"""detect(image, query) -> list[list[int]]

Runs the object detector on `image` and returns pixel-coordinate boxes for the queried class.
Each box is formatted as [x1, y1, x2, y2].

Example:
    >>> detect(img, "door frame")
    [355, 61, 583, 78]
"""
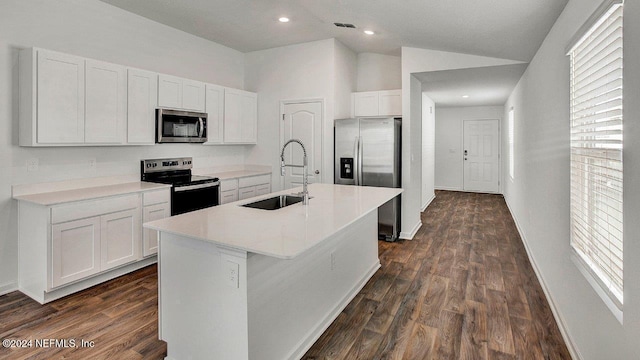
[461, 118, 502, 194]
[279, 98, 325, 190]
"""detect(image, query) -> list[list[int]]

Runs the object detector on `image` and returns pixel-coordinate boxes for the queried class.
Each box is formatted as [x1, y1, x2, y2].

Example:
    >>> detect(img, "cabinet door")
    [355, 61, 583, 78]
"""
[378, 90, 402, 116]
[220, 189, 239, 204]
[37, 50, 85, 144]
[143, 203, 169, 257]
[182, 79, 205, 112]
[85, 60, 126, 144]
[158, 74, 182, 109]
[127, 69, 157, 144]
[100, 209, 141, 271]
[205, 84, 224, 144]
[353, 92, 379, 117]
[52, 217, 100, 288]
[255, 183, 270, 196]
[240, 91, 258, 143]
[224, 88, 242, 143]
[238, 186, 256, 200]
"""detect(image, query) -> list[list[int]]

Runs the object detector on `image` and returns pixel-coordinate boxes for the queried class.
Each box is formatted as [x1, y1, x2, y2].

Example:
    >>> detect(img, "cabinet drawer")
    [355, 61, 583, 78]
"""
[255, 184, 270, 196]
[220, 189, 238, 204]
[220, 179, 238, 191]
[238, 187, 256, 200]
[238, 174, 270, 188]
[143, 189, 170, 206]
[51, 194, 139, 224]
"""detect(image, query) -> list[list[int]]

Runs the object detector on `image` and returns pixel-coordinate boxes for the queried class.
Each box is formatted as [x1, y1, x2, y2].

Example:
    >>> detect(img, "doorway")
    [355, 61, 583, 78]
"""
[463, 119, 500, 193]
[280, 100, 323, 190]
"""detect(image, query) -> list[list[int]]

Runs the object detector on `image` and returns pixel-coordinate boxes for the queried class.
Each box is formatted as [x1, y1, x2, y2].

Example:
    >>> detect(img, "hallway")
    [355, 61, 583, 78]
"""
[304, 191, 571, 359]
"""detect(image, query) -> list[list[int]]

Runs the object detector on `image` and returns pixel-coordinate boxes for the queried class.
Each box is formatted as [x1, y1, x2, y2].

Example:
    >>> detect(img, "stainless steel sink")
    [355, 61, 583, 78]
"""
[241, 195, 304, 210]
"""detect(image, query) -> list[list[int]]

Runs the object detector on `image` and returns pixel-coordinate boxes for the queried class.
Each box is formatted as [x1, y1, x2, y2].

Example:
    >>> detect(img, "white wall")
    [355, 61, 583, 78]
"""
[421, 93, 435, 209]
[502, 0, 640, 358]
[245, 39, 351, 189]
[333, 41, 358, 120]
[435, 106, 503, 191]
[400, 47, 521, 238]
[0, 0, 247, 294]
[356, 53, 401, 91]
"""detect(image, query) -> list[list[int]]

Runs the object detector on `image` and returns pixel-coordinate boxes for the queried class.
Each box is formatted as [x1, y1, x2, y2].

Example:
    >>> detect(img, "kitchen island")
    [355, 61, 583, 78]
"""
[144, 183, 402, 360]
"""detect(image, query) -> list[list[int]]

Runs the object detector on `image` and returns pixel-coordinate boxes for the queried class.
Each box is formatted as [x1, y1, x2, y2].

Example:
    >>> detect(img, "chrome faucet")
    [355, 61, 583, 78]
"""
[280, 139, 309, 205]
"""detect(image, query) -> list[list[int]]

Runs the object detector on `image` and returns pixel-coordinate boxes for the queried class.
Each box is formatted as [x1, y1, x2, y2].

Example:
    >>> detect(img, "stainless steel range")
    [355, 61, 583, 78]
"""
[141, 157, 219, 215]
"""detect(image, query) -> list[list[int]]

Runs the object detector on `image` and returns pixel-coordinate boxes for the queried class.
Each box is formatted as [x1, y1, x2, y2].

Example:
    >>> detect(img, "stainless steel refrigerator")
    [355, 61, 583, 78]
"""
[334, 117, 401, 241]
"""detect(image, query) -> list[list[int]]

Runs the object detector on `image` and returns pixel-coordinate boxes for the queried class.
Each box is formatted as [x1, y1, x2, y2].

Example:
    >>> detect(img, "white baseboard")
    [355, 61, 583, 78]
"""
[421, 194, 435, 212]
[434, 186, 463, 191]
[0, 282, 18, 296]
[503, 197, 581, 360]
[400, 221, 421, 240]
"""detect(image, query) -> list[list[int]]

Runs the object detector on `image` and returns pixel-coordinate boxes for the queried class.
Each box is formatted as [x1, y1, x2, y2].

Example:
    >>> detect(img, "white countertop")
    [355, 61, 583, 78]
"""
[13, 182, 171, 206]
[203, 169, 271, 181]
[145, 183, 402, 259]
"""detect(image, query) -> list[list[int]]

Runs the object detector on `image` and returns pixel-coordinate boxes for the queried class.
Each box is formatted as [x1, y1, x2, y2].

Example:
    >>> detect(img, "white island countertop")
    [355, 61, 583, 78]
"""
[145, 183, 402, 259]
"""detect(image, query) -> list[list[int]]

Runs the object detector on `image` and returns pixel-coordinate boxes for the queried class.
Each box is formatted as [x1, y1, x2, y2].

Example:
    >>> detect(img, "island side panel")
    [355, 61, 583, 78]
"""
[159, 232, 250, 360]
[247, 210, 380, 360]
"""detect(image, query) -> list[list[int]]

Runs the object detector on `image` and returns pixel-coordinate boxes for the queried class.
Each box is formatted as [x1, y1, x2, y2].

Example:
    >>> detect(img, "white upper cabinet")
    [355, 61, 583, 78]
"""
[352, 89, 401, 117]
[353, 91, 379, 117]
[205, 84, 225, 144]
[127, 69, 158, 145]
[158, 74, 205, 112]
[31, 49, 86, 144]
[85, 60, 126, 144]
[378, 90, 402, 116]
[224, 88, 257, 144]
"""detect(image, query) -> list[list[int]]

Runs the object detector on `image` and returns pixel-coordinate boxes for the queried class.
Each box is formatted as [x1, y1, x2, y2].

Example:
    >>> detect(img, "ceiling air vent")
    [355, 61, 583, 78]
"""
[334, 23, 356, 29]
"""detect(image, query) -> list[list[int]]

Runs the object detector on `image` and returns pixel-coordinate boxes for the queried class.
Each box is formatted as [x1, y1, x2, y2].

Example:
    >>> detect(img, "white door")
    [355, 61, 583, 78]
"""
[223, 88, 242, 143]
[205, 84, 224, 144]
[85, 59, 126, 144]
[51, 217, 101, 288]
[463, 119, 500, 193]
[37, 50, 85, 144]
[100, 209, 140, 270]
[353, 92, 379, 117]
[143, 203, 169, 257]
[158, 74, 183, 109]
[181, 79, 205, 112]
[127, 68, 157, 144]
[281, 101, 323, 190]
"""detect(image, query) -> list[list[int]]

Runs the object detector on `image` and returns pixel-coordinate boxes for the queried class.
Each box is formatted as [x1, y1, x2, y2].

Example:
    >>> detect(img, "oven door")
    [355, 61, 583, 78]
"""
[171, 182, 219, 215]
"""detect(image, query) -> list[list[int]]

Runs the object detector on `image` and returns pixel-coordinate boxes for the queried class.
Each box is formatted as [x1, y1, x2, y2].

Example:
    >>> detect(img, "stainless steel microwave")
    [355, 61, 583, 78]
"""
[156, 109, 207, 143]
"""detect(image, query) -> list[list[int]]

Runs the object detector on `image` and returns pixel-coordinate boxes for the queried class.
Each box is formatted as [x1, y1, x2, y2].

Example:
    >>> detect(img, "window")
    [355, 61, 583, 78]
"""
[568, 1, 623, 309]
[508, 108, 515, 180]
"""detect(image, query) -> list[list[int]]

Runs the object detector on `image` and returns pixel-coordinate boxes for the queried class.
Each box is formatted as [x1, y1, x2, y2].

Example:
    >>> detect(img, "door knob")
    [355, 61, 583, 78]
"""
[314, 170, 320, 175]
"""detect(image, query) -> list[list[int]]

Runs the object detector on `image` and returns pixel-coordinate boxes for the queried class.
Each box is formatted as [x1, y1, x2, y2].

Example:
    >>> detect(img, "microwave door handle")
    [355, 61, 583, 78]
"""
[197, 118, 203, 138]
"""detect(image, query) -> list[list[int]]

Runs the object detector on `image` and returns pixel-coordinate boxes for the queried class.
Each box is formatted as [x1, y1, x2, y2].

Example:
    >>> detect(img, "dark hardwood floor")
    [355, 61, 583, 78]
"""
[0, 191, 571, 360]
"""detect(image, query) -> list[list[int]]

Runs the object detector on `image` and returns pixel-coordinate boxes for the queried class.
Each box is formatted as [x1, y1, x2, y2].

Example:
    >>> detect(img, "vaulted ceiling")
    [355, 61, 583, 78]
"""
[100, 0, 568, 61]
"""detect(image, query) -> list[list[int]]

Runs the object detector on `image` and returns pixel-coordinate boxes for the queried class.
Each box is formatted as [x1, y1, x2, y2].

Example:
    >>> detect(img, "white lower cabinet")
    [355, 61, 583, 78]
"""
[143, 203, 169, 256]
[238, 187, 257, 200]
[220, 175, 271, 203]
[238, 174, 271, 200]
[18, 187, 170, 304]
[51, 217, 101, 288]
[101, 209, 140, 270]
[142, 189, 170, 257]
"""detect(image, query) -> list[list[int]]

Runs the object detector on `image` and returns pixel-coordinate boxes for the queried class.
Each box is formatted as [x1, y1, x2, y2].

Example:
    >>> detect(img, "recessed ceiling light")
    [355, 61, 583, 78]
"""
[364, 30, 375, 35]
[278, 17, 290, 23]
[462, 95, 469, 98]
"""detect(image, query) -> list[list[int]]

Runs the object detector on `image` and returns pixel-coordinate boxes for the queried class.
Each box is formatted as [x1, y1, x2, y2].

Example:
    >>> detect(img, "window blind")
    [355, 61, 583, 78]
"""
[508, 108, 514, 180]
[569, 3, 623, 306]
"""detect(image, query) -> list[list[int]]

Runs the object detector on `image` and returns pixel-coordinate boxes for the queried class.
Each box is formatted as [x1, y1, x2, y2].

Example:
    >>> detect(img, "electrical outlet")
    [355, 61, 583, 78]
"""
[88, 158, 96, 169]
[26, 158, 39, 172]
[225, 260, 239, 288]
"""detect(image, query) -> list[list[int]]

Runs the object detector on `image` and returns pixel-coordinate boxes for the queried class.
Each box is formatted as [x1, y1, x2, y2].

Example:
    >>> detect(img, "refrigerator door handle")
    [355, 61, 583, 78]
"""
[353, 136, 359, 185]
[358, 136, 363, 185]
